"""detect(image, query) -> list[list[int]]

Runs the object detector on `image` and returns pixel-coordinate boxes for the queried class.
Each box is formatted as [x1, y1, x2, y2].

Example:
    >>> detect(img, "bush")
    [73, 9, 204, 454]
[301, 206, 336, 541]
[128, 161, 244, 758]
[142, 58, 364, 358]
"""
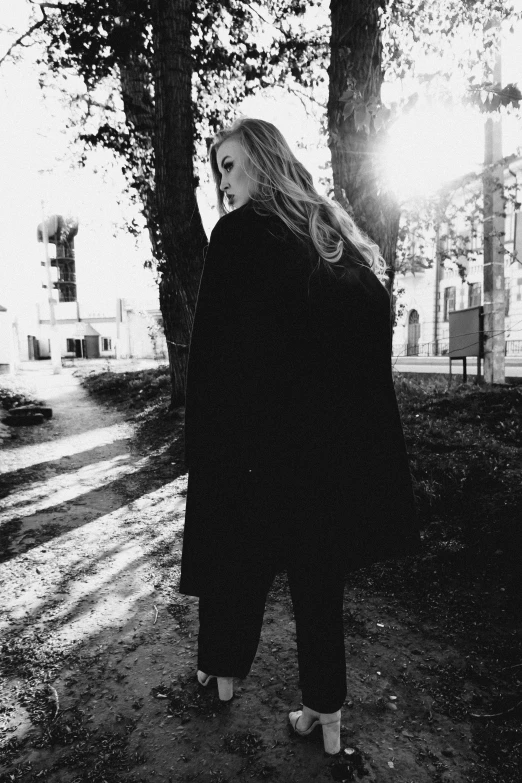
[79, 366, 172, 408]
[0, 379, 42, 412]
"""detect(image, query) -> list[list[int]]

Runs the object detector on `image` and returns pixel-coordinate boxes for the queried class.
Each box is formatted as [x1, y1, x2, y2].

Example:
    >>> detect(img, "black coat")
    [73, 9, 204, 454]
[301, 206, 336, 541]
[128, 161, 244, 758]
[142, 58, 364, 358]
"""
[179, 204, 419, 597]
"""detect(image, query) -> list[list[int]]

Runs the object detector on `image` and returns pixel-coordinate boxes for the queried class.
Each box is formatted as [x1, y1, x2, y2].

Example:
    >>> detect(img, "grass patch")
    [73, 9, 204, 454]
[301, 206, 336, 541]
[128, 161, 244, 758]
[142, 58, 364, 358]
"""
[78, 365, 186, 460]
[79, 367, 522, 544]
[393, 375, 522, 558]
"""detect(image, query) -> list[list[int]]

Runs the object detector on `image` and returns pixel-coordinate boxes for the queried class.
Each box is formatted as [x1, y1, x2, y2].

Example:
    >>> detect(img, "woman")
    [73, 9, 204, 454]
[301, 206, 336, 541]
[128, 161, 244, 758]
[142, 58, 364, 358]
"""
[180, 118, 419, 755]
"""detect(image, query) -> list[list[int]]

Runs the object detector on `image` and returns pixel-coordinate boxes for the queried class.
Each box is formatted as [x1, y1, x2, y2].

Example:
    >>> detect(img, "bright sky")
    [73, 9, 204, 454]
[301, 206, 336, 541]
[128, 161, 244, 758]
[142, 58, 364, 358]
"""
[0, 2, 158, 315]
[1, 1, 521, 315]
[381, 18, 522, 200]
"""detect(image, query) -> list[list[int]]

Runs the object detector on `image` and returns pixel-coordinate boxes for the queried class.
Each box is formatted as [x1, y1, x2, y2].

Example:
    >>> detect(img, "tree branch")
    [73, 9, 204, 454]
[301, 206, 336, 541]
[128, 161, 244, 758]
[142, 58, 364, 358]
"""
[69, 93, 118, 113]
[245, 3, 286, 38]
[29, 1, 66, 9]
[286, 83, 326, 111]
[0, 1, 67, 68]
[471, 698, 522, 719]
[0, 16, 46, 66]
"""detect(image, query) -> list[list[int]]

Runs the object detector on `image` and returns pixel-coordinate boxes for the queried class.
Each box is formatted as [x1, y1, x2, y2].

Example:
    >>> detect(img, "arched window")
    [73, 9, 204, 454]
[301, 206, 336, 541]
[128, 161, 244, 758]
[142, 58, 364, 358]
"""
[407, 310, 420, 356]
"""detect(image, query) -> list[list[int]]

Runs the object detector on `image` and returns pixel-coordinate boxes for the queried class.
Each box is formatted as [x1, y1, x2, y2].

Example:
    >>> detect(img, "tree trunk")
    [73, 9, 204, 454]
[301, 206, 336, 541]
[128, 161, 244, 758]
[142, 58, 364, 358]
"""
[328, 0, 401, 308]
[482, 27, 505, 384]
[118, 53, 162, 258]
[151, 0, 207, 406]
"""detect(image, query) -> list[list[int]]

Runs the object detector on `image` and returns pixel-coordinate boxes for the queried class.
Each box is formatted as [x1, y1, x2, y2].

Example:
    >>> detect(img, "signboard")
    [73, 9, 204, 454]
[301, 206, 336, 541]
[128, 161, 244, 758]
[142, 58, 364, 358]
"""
[80, 302, 116, 320]
[449, 306, 483, 358]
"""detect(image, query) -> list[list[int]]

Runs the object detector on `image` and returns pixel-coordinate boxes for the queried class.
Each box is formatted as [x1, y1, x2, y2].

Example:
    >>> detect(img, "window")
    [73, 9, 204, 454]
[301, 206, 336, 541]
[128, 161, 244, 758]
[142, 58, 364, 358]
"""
[66, 338, 75, 353]
[468, 282, 482, 308]
[407, 310, 420, 355]
[102, 338, 112, 351]
[505, 278, 510, 316]
[59, 284, 76, 303]
[444, 286, 456, 321]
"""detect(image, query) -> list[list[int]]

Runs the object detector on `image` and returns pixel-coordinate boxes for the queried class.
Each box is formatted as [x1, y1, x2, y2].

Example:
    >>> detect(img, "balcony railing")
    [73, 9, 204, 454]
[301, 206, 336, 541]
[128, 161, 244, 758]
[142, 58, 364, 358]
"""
[393, 340, 522, 357]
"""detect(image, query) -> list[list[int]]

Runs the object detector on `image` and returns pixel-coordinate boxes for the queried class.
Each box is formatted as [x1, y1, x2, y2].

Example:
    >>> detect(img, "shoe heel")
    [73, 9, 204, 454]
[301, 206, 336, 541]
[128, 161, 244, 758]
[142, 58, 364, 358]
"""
[217, 677, 233, 701]
[321, 718, 341, 755]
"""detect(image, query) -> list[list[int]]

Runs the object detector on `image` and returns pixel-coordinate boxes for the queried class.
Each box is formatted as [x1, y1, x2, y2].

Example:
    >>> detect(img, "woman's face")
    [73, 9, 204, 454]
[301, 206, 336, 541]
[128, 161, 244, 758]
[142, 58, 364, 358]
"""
[216, 138, 250, 209]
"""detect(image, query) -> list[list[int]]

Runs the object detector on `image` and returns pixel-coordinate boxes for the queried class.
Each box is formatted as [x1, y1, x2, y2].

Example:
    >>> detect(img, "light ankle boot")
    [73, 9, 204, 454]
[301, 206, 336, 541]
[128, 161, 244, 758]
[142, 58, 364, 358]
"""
[289, 707, 341, 755]
[216, 677, 233, 701]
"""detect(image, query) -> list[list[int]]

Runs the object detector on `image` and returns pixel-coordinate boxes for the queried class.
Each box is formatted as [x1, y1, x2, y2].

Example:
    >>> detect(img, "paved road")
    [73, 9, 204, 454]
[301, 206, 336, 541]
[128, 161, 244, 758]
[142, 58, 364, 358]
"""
[392, 355, 522, 378]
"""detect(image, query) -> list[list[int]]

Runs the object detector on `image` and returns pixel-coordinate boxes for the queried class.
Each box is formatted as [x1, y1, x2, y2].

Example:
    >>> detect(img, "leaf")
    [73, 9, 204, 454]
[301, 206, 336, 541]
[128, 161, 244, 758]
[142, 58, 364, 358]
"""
[500, 82, 522, 107]
[373, 107, 391, 132]
[343, 100, 355, 119]
[404, 92, 419, 112]
[340, 89, 354, 101]
[354, 105, 369, 133]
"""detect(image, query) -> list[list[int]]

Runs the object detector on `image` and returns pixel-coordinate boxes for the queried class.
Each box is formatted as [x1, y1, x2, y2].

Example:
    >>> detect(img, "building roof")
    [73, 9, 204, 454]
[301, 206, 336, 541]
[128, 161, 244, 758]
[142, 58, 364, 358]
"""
[74, 322, 100, 337]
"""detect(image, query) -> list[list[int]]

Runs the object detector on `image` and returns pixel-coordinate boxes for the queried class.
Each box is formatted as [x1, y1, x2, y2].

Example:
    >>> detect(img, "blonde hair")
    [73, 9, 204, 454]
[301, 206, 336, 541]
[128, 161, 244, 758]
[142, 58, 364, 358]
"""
[209, 118, 386, 282]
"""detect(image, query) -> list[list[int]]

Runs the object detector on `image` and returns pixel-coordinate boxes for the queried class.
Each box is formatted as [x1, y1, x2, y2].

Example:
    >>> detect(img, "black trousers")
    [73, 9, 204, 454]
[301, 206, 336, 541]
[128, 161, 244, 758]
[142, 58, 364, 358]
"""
[197, 563, 347, 714]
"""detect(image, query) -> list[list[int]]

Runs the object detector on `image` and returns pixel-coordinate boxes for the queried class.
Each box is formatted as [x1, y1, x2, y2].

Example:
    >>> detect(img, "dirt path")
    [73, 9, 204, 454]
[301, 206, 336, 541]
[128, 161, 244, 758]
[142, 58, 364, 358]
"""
[0, 366, 515, 783]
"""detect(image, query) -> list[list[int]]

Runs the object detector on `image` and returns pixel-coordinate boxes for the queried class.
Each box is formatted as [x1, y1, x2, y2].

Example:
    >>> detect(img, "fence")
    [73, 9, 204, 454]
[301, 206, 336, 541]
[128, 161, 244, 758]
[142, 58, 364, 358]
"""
[393, 341, 449, 357]
[506, 340, 522, 355]
[393, 340, 522, 357]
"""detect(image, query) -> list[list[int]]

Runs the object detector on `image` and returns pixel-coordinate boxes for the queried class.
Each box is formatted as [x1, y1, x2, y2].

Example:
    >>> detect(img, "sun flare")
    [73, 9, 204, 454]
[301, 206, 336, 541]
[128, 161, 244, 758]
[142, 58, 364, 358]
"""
[380, 106, 485, 202]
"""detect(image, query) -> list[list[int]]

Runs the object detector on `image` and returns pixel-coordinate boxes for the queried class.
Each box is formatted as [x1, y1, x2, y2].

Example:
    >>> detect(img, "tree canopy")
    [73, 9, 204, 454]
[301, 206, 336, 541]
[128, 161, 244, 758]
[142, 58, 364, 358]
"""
[1, 0, 521, 392]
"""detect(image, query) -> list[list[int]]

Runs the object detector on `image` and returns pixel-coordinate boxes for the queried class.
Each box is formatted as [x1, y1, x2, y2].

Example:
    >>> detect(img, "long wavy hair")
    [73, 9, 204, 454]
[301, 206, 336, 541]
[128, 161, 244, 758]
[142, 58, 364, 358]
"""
[209, 117, 387, 282]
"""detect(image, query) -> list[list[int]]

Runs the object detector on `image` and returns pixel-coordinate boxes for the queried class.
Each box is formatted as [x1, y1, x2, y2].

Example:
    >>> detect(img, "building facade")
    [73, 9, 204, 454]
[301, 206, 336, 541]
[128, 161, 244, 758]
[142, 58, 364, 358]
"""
[393, 158, 522, 360]
[0, 214, 167, 372]
[33, 299, 167, 363]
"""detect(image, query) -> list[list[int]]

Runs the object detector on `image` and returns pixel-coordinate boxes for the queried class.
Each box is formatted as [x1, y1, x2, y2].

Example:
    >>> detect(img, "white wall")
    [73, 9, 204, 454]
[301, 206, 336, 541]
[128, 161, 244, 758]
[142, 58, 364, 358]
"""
[394, 264, 438, 353]
[0, 310, 12, 370]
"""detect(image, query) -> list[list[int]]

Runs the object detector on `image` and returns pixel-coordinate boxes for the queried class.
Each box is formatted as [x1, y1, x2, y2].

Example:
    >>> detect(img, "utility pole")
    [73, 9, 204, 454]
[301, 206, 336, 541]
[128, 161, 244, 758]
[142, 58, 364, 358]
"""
[40, 204, 62, 375]
[482, 22, 505, 384]
[433, 223, 441, 356]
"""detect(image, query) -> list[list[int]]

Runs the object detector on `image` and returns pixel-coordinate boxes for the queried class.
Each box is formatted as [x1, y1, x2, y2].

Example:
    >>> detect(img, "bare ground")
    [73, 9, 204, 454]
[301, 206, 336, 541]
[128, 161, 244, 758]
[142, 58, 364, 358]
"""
[0, 364, 521, 783]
